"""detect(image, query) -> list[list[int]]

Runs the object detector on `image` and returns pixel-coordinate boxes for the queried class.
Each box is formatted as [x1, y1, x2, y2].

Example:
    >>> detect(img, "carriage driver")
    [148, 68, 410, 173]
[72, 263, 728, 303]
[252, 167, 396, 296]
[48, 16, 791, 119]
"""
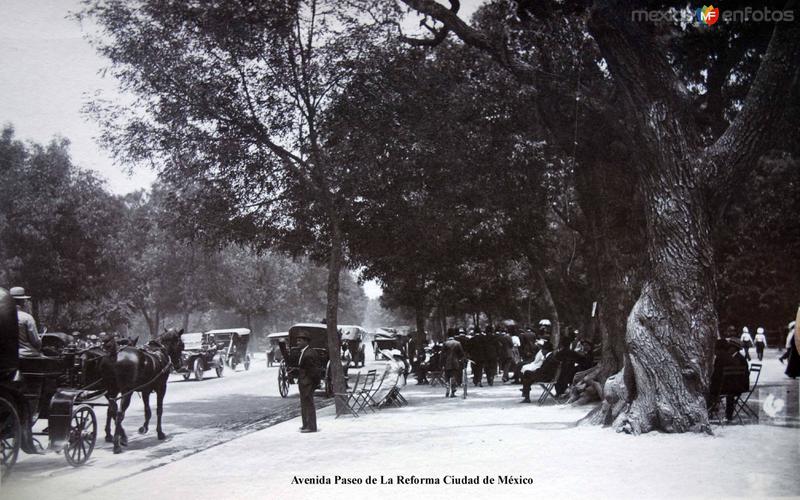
[11, 286, 41, 357]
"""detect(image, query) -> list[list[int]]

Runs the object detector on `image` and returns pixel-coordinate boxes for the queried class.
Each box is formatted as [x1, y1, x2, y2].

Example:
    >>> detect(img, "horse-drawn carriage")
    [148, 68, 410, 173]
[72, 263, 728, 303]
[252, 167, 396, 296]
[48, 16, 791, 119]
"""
[0, 291, 102, 477]
[178, 332, 224, 381]
[266, 331, 288, 368]
[277, 324, 332, 398]
[206, 328, 251, 371]
[338, 325, 366, 368]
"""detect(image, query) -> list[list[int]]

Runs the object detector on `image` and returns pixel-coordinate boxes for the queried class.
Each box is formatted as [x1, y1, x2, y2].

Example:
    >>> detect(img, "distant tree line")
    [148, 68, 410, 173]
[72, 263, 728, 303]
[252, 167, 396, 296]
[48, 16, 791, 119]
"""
[0, 126, 367, 340]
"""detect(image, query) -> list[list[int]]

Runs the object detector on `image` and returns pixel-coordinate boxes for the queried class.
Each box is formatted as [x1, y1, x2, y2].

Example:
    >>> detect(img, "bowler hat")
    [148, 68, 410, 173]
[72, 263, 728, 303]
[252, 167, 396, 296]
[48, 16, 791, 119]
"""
[9, 286, 31, 300]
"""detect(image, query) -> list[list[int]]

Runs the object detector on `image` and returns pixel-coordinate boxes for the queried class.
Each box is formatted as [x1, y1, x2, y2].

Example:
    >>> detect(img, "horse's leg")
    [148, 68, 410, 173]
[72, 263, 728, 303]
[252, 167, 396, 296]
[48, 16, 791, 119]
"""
[105, 395, 117, 443]
[156, 378, 167, 440]
[114, 393, 132, 453]
[139, 389, 151, 434]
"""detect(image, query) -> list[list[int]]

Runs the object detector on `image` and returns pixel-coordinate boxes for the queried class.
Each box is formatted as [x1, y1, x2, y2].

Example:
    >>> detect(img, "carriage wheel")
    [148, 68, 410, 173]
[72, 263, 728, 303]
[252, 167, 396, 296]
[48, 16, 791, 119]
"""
[194, 358, 204, 381]
[0, 397, 21, 479]
[64, 405, 97, 467]
[215, 362, 224, 378]
[278, 364, 289, 398]
[244, 354, 251, 371]
[230, 356, 238, 371]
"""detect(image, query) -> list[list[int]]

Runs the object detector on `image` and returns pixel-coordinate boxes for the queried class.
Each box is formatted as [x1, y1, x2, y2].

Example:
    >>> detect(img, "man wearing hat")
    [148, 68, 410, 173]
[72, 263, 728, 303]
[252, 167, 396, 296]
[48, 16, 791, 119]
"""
[10, 286, 41, 357]
[296, 330, 319, 433]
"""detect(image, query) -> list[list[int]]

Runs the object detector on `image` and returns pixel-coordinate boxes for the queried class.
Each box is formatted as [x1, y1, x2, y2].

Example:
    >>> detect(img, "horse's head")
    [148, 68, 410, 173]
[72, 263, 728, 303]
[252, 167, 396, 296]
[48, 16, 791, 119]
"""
[160, 327, 185, 368]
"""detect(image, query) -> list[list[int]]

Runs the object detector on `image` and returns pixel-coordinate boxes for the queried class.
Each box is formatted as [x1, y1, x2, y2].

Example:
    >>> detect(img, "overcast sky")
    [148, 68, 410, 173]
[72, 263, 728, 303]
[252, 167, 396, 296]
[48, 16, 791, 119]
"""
[0, 0, 156, 194]
[0, 0, 483, 197]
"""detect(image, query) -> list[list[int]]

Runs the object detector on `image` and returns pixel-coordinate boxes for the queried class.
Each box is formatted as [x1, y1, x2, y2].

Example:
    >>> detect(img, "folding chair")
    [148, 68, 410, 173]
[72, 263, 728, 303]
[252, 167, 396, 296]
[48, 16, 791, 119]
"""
[427, 371, 445, 387]
[363, 371, 388, 412]
[334, 372, 364, 418]
[377, 373, 407, 408]
[537, 362, 563, 405]
[352, 369, 378, 414]
[709, 366, 749, 425]
[732, 362, 762, 422]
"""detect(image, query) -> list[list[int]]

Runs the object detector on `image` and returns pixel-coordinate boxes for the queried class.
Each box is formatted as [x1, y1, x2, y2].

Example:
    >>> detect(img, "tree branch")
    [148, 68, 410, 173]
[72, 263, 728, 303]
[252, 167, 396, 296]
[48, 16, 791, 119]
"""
[398, 0, 606, 109]
[704, 3, 800, 199]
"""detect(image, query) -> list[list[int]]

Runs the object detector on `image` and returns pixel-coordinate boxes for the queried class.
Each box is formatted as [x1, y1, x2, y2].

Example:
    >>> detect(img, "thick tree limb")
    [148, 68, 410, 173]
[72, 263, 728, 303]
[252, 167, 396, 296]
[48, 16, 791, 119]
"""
[586, 0, 698, 145]
[398, 0, 554, 87]
[705, 3, 800, 200]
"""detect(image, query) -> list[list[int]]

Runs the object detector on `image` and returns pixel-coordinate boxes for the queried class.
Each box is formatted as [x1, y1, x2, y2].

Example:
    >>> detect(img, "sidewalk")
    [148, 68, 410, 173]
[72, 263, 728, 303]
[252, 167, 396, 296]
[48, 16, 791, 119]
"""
[5, 355, 798, 500]
[78, 357, 799, 500]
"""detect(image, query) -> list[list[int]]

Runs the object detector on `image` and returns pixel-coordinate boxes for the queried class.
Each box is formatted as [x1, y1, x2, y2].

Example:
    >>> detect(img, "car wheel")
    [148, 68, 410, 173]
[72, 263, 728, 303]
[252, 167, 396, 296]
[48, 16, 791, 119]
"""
[194, 358, 203, 381]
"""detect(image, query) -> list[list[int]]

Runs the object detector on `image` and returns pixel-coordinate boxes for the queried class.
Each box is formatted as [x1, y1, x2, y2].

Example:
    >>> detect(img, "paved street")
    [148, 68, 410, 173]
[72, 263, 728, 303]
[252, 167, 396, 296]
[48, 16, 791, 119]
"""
[2, 351, 342, 494]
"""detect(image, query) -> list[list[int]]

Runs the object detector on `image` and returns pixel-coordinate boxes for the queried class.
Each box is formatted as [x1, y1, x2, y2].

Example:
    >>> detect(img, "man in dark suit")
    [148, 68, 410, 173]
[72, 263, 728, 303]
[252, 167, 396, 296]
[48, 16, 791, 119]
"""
[296, 332, 320, 433]
[443, 334, 465, 398]
[708, 338, 749, 421]
[468, 329, 487, 387]
[482, 329, 500, 386]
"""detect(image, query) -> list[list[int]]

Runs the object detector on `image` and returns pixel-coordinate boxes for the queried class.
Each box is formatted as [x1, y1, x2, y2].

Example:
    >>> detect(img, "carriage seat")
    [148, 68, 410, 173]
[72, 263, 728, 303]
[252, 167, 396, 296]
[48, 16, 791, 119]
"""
[18, 354, 66, 377]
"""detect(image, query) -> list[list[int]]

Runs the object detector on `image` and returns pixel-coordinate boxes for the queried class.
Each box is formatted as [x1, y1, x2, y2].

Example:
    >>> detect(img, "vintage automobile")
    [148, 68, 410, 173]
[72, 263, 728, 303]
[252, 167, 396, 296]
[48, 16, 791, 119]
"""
[178, 332, 224, 381]
[338, 325, 367, 368]
[277, 323, 332, 398]
[266, 331, 288, 368]
[372, 327, 410, 360]
[206, 328, 251, 371]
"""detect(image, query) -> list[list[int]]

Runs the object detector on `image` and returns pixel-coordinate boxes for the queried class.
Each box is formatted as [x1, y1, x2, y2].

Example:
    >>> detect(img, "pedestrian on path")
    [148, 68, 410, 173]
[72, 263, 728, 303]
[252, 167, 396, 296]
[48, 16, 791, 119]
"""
[740, 327, 753, 361]
[754, 327, 767, 361]
[443, 333, 465, 398]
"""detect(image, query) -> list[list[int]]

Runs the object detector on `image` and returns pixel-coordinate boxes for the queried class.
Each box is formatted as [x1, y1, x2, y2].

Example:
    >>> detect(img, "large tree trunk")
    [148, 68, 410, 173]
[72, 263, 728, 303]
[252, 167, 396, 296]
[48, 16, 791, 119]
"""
[325, 217, 346, 411]
[182, 309, 191, 332]
[535, 269, 560, 347]
[414, 298, 427, 357]
[586, 2, 719, 433]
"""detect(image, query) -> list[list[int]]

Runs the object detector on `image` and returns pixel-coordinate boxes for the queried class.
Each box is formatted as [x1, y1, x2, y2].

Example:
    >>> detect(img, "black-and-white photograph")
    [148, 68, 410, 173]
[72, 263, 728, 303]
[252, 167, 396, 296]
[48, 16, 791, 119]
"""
[1, 0, 798, 498]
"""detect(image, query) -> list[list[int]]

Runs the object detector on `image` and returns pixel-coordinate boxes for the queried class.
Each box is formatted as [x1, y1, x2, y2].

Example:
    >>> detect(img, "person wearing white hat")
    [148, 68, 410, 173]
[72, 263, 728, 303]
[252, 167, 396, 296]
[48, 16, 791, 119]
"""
[754, 327, 767, 361]
[740, 327, 753, 361]
[10, 286, 41, 356]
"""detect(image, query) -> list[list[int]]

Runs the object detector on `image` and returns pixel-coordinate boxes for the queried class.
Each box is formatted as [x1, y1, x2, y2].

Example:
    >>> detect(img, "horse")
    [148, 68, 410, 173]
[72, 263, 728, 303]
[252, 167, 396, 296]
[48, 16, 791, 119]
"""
[100, 328, 184, 454]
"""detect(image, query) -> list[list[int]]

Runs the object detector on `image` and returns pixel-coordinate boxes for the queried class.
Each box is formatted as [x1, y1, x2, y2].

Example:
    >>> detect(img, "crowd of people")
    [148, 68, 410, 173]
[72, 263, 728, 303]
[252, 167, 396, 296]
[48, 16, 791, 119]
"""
[408, 319, 598, 403]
